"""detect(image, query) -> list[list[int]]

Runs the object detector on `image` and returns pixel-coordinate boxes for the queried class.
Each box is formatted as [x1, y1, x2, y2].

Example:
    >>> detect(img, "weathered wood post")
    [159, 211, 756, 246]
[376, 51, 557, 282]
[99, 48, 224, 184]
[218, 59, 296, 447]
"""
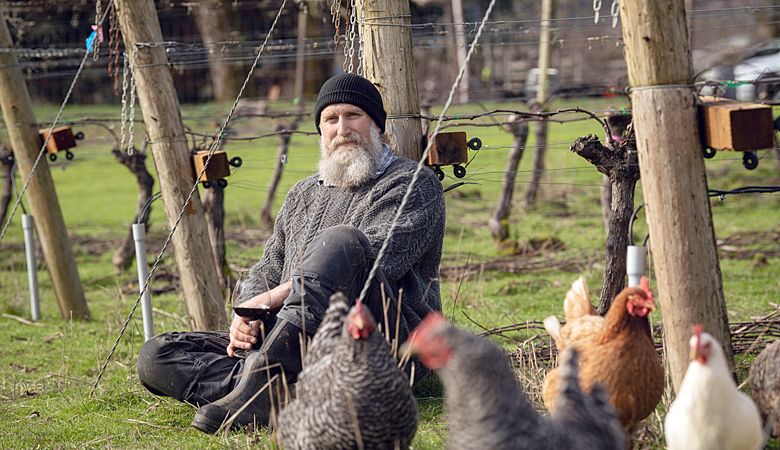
[524, 0, 554, 208]
[359, 0, 423, 160]
[193, 0, 238, 102]
[451, 0, 468, 104]
[115, 0, 227, 330]
[0, 9, 89, 320]
[293, 0, 308, 101]
[620, 0, 734, 391]
[488, 114, 529, 247]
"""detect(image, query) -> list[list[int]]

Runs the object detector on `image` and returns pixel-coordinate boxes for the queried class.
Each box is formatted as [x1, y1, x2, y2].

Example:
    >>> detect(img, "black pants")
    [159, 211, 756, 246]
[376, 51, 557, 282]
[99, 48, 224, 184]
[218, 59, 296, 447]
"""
[137, 225, 405, 405]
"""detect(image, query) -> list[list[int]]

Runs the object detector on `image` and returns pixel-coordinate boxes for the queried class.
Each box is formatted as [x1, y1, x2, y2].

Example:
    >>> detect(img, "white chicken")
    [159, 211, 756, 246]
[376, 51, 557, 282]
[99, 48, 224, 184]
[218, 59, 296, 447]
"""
[664, 325, 764, 450]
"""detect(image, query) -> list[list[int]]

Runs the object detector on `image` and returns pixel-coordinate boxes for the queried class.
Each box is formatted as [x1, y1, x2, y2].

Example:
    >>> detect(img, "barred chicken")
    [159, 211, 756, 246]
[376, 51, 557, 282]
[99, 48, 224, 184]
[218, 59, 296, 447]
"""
[666, 325, 764, 450]
[403, 312, 625, 450]
[542, 276, 663, 442]
[750, 338, 780, 438]
[276, 293, 418, 450]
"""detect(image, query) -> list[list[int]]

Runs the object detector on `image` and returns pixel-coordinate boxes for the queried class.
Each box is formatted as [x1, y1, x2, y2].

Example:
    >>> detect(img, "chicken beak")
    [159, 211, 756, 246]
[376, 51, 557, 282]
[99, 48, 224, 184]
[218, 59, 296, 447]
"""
[354, 315, 365, 331]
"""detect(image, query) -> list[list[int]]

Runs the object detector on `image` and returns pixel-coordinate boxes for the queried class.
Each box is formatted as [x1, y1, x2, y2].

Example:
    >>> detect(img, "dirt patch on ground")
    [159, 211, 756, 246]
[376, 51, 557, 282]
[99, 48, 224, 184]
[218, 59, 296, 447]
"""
[716, 229, 780, 262]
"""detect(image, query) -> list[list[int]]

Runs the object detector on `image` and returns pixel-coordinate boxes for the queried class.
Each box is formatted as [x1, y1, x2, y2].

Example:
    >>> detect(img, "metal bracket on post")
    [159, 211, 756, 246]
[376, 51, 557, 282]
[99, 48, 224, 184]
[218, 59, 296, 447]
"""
[132, 223, 153, 341]
[21, 214, 40, 321]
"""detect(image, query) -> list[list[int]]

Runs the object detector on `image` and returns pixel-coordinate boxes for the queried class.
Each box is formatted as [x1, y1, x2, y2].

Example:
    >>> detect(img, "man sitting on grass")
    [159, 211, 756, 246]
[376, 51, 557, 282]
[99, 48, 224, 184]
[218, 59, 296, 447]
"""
[136, 73, 446, 434]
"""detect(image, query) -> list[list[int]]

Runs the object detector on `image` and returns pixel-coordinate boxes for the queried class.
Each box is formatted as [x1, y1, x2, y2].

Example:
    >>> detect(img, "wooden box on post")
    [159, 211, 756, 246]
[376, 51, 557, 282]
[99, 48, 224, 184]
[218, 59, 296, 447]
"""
[39, 126, 77, 154]
[698, 98, 774, 151]
[192, 150, 230, 185]
[426, 131, 468, 166]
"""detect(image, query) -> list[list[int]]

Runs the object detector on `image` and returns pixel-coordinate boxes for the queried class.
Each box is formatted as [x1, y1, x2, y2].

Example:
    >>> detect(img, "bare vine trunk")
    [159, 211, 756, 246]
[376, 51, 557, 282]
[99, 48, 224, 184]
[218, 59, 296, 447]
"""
[600, 176, 637, 314]
[261, 112, 304, 229]
[488, 115, 529, 243]
[570, 133, 640, 314]
[111, 149, 155, 273]
[524, 118, 547, 208]
[600, 113, 632, 232]
[600, 175, 612, 232]
[203, 185, 227, 290]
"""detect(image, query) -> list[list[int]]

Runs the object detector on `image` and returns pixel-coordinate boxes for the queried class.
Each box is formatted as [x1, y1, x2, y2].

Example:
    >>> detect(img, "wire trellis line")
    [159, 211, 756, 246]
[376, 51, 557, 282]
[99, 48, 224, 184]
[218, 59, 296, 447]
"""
[91, 0, 290, 393]
[0, 5, 112, 245]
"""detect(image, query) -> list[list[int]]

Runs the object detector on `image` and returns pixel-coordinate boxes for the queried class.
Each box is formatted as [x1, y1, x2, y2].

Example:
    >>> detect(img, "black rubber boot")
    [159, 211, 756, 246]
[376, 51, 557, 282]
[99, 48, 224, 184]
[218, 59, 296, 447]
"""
[191, 319, 303, 434]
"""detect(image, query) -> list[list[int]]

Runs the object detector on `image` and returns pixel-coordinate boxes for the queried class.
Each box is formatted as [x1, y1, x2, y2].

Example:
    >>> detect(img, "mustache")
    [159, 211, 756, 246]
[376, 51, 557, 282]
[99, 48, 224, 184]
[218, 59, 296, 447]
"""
[330, 134, 364, 148]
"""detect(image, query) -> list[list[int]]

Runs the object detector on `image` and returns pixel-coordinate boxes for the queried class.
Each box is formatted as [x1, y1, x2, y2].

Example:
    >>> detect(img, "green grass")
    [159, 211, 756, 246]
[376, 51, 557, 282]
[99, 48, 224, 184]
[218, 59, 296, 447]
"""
[1, 98, 779, 448]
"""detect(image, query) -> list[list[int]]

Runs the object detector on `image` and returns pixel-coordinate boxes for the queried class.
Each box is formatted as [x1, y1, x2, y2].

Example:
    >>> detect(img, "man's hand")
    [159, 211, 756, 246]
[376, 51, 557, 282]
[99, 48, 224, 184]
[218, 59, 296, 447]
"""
[227, 281, 292, 357]
[239, 280, 293, 310]
[227, 315, 260, 357]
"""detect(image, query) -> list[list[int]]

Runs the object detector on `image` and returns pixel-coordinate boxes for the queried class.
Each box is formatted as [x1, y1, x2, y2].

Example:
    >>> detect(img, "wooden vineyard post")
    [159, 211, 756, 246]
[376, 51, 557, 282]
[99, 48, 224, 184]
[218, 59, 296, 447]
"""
[0, 9, 89, 320]
[488, 115, 529, 247]
[524, 0, 554, 208]
[359, 0, 423, 160]
[115, 0, 227, 330]
[620, 0, 734, 392]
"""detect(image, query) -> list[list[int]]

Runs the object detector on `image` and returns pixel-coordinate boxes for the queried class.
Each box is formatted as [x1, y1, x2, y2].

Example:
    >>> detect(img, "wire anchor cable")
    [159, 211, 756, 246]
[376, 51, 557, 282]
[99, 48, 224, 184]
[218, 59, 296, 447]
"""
[0, 6, 111, 244]
[357, 0, 498, 301]
[92, 0, 289, 393]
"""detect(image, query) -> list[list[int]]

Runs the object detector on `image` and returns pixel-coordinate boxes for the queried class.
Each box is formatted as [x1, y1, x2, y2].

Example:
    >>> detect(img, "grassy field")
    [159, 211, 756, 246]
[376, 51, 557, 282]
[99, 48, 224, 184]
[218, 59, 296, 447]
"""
[1, 97, 779, 449]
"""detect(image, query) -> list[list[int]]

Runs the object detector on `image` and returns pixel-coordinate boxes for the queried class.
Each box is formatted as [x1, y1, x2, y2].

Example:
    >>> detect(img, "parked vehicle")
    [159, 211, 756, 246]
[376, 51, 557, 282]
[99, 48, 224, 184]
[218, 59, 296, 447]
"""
[698, 39, 780, 101]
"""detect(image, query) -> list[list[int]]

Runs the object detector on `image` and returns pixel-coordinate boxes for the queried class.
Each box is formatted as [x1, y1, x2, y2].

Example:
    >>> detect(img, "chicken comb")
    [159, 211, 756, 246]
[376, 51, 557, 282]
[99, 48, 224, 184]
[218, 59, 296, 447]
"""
[410, 312, 446, 342]
[639, 276, 653, 301]
[692, 323, 704, 338]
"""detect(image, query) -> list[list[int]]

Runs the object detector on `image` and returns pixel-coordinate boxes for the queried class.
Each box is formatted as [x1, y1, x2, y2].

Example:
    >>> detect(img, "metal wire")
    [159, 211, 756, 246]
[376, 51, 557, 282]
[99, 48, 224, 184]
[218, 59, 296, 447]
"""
[0, 5, 111, 244]
[357, 0, 499, 301]
[92, 0, 290, 393]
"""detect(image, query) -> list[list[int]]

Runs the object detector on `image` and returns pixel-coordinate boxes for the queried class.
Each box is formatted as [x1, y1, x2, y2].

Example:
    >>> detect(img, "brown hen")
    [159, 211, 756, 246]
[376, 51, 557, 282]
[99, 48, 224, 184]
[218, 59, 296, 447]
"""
[542, 276, 664, 442]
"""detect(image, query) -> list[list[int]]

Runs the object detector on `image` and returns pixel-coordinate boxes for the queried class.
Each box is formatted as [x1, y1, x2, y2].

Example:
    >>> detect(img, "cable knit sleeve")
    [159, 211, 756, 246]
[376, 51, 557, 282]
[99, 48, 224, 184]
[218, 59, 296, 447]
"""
[360, 164, 445, 283]
[236, 184, 298, 305]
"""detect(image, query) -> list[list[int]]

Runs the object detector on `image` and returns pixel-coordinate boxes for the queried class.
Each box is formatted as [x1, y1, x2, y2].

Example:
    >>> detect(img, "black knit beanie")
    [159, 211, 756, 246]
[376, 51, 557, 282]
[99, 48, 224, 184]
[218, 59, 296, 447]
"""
[314, 73, 386, 134]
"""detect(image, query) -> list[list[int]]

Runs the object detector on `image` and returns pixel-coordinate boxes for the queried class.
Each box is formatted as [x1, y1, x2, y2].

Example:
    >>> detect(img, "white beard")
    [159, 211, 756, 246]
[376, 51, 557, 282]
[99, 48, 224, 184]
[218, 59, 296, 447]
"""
[318, 124, 383, 188]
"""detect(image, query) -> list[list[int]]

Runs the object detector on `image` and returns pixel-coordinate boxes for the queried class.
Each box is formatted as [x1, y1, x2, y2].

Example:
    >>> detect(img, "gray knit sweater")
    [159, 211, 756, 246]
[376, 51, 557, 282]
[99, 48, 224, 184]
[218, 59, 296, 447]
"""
[238, 157, 446, 333]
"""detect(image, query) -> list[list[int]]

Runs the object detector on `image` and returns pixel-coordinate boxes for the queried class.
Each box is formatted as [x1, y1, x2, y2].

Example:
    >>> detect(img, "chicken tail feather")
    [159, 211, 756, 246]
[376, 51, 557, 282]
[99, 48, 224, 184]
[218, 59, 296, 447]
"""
[564, 276, 596, 321]
[544, 316, 562, 342]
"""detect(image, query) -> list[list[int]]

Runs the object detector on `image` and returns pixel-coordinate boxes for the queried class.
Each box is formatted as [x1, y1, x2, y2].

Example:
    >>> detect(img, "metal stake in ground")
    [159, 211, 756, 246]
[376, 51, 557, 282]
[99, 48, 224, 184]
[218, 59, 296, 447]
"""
[132, 223, 153, 341]
[22, 214, 40, 322]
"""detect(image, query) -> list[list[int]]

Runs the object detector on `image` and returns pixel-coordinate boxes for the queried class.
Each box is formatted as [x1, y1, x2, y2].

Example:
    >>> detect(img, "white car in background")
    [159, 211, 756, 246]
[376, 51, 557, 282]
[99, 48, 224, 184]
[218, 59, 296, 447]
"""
[697, 38, 780, 100]
[732, 39, 780, 100]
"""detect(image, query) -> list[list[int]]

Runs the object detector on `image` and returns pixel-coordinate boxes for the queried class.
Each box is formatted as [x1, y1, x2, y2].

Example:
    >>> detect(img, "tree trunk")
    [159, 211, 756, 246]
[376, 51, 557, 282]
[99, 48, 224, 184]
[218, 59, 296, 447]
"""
[261, 112, 304, 229]
[193, 0, 238, 103]
[360, 0, 423, 160]
[203, 185, 227, 290]
[774, 144, 780, 174]
[600, 175, 612, 231]
[451, 0, 468, 103]
[620, 0, 734, 392]
[524, 118, 547, 208]
[111, 149, 155, 274]
[0, 145, 13, 227]
[293, 1, 307, 101]
[0, 7, 89, 320]
[488, 115, 529, 242]
[116, 0, 227, 331]
[600, 176, 636, 314]
[601, 113, 632, 232]
[571, 134, 641, 314]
